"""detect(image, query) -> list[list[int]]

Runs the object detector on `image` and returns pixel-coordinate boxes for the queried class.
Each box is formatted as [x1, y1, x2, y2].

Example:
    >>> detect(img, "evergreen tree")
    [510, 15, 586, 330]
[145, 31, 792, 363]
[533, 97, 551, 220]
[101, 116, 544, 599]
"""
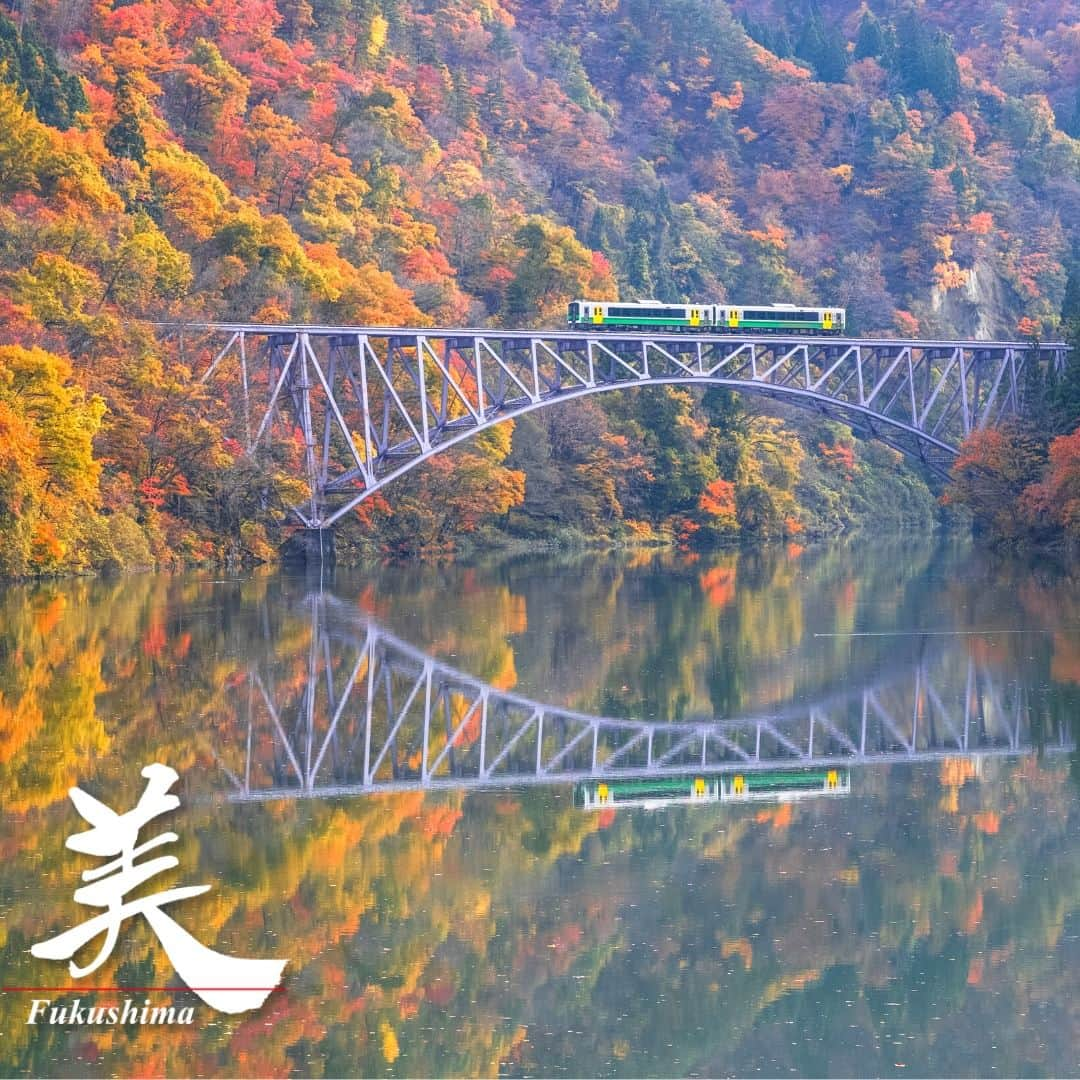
[627, 238, 654, 298]
[585, 206, 607, 253]
[854, 10, 887, 60]
[104, 74, 147, 165]
[1053, 268, 1080, 432]
[1059, 87, 1080, 139]
[0, 14, 86, 130]
[926, 30, 960, 108]
[740, 14, 793, 58]
[1021, 346, 1049, 435]
[795, 12, 849, 83]
[1057, 325, 1080, 434]
[1061, 260, 1080, 332]
[889, 9, 959, 108]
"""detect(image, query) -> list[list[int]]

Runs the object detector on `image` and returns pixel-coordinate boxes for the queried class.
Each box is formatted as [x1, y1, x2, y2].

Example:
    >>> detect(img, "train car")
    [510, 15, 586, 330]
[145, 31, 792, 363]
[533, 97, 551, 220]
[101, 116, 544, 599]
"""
[574, 768, 850, 812]
[720, 767, 850, 801]
[719, 303, 845, 335]
[574, 776, 718, 810]
[567, 300, 846, 335]
[566, 300, 716, 330]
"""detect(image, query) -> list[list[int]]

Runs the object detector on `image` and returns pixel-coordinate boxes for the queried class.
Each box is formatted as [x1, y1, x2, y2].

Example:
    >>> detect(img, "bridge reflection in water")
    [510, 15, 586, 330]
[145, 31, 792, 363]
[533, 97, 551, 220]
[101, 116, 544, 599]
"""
[218, 593, 1074, 802]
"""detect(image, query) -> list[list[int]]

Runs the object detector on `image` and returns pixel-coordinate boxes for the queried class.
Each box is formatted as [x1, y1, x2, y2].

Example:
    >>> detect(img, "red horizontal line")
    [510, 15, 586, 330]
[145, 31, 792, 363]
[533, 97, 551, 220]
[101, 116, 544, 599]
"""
[2, 986, 283, 992]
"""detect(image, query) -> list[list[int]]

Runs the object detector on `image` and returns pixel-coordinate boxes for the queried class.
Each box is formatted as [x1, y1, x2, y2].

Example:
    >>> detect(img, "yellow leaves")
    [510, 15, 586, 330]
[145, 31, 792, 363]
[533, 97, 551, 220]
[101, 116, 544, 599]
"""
[0, 345, 106, 576]
[10, 252, 99, 327]
[146, 143, 230, 242]
[380, 1022, 400, 1063]
[721, 938, 753, 969]
[0, 79, 49, 195]
[301, 170, 369, 243]
[828, 163, 854, 185]
[438, 159, 485, 201]
[368, 14, 389, 58]
[42, 126, 123, 214]
[933, 259, 969, 291]
[933, 234, 954, 259]
[103, 217, 193, 309]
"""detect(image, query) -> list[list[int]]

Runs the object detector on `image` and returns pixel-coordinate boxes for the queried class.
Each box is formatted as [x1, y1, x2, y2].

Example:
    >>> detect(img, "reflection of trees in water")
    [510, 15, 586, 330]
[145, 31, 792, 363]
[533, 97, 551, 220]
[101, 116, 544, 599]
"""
[345, 534, 946, 726]
[0, 550, 1078, 1076]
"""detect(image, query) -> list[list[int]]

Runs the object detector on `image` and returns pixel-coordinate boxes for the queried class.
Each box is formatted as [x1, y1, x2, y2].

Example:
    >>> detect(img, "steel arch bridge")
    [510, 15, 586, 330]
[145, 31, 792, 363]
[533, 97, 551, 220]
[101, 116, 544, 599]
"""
[215, 593, 1073, 803]
[179, 323, 1068, 529]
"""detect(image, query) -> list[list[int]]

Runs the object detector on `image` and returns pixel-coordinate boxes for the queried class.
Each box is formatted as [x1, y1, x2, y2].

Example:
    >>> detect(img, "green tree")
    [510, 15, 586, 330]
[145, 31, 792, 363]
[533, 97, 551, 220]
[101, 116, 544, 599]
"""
[104, 73, 148, 165]
[796, 12, 849, 83]
[0, 14, 86, 129]
[854, 10, 889, 61]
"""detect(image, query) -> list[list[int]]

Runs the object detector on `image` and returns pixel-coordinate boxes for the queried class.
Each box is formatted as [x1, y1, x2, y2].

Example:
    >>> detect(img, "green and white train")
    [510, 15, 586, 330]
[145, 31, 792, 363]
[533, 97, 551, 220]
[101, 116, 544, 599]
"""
[567, 300, 846, 335]
[574, 768, 851, 811]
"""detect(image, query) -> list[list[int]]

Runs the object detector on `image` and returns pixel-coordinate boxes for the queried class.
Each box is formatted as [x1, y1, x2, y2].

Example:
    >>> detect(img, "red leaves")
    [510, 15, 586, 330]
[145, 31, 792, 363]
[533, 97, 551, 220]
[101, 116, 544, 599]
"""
[818, 440, 856, 479]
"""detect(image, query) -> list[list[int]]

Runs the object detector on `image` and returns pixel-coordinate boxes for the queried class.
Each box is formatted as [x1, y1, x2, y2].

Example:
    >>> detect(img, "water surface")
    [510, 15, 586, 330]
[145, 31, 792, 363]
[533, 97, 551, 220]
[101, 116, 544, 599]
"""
[0, 536, 1078, 1076]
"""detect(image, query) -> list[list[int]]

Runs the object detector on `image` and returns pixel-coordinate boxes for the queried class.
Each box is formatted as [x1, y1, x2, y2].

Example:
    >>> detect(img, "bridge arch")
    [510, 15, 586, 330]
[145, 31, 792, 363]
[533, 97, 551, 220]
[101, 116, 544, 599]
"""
[185, 325, 1066, 528]
[222, 594, 1072, 801]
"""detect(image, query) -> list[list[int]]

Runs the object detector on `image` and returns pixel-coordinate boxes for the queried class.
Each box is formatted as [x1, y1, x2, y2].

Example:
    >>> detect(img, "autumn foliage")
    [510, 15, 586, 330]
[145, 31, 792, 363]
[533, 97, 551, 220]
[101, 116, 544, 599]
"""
[2, 0, 1077, 569]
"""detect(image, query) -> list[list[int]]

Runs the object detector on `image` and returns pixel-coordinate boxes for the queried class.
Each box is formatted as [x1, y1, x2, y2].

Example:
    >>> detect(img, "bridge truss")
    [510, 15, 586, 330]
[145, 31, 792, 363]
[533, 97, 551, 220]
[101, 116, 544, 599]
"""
[216, 595, 1074, 802]
[181, 324, 1069, 529]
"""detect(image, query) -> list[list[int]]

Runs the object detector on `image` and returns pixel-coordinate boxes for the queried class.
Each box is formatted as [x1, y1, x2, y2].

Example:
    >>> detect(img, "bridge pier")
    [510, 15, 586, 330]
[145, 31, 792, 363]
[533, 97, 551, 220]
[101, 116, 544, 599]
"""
[282, 528, 335, 567]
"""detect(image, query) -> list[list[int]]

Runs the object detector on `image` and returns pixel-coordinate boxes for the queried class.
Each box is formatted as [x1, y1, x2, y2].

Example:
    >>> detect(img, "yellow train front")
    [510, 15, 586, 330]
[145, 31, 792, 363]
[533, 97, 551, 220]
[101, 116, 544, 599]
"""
[566, 300, 846, 335]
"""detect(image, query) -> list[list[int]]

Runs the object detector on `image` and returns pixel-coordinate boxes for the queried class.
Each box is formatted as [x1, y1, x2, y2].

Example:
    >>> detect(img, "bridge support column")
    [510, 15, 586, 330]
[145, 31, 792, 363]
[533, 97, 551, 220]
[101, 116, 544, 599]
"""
[282, 528, 335, 567]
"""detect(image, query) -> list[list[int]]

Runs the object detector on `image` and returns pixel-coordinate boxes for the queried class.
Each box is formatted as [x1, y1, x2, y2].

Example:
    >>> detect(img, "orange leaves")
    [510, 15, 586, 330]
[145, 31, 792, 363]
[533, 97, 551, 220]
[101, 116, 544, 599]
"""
[707, 81, 743, 118]
[746, 223, 788, 250]
[1019, 427, 1080, 537]
[418, 803, 463, 840]
[749, 42, 811, 80]
[968, 211, 993, 235]
[698, 477, 736, 520]
[893, 310, 921, 337]
[30, 520, 65, 565]
[963, 891, 984, 934]
[941, 110, 976, 156]
[699, 562, 736, 608]
[756, 803, 793, 830]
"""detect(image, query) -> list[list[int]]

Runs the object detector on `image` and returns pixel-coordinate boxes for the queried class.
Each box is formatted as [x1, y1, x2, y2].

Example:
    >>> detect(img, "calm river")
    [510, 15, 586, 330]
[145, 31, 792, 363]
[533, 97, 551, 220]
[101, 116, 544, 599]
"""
[1, 536, 1078, 1077]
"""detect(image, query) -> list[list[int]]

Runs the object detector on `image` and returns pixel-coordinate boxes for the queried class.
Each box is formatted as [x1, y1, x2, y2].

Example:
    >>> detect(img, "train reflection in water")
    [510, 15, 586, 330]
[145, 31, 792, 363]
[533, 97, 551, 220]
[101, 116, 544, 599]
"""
[575, 768, 851, 812]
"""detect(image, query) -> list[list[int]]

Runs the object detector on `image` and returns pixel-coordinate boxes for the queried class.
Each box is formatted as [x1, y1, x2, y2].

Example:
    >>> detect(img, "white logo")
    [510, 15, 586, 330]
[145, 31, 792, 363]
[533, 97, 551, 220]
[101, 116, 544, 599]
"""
[30, 763, 285, 1015]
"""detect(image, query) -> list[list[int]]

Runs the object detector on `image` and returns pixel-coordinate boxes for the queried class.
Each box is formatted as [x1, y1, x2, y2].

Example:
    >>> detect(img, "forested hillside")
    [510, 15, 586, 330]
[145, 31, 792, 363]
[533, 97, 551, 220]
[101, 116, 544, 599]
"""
[2, 0, 1079, 572]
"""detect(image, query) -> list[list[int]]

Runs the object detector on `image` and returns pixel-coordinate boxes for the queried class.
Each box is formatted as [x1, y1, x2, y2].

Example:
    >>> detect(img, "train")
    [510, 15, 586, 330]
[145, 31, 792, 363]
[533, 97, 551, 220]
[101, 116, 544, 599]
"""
[567, 300, 846, 335]
[574, 768, 850, 811]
